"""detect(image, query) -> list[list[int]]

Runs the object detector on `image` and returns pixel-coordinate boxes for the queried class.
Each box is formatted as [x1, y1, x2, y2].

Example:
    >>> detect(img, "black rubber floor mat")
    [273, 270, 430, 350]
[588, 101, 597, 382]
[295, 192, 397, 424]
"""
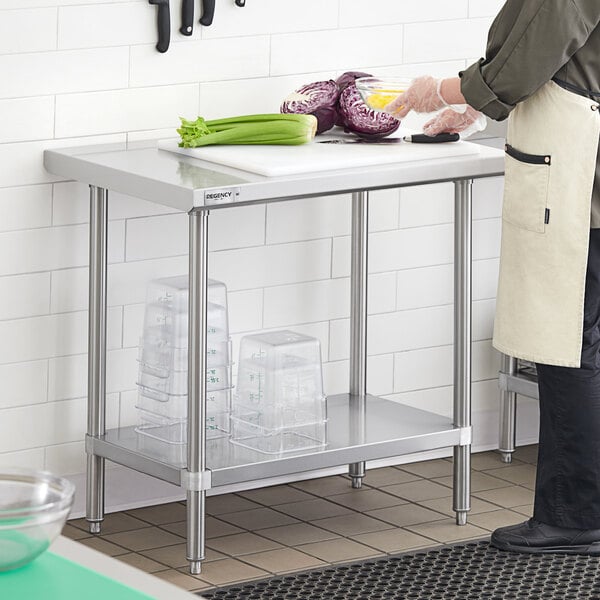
[201, 540, 600, 599]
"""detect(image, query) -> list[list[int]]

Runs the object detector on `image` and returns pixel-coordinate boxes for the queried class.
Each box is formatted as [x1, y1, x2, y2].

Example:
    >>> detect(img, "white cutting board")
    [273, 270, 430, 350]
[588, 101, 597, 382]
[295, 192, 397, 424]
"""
[158, 130, 481, 177]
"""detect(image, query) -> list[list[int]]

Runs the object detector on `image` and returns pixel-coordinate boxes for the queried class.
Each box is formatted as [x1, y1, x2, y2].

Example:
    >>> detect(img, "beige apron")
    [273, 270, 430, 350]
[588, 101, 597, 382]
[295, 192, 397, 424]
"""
[492, 80, 600, 367]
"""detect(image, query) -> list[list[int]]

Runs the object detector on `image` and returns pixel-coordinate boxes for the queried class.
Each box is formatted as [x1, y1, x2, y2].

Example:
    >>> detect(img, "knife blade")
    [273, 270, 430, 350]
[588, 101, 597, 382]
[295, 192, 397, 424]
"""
[317, 138, 402, 144]
[318, 134, 460, 144]
[200, 0, 216, 25]
[148, 0, 170, 53]
[180, 0, 194, 35]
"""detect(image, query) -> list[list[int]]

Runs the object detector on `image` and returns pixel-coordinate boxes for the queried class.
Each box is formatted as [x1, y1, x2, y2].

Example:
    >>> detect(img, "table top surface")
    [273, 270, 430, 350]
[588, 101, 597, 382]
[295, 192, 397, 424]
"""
[43, 135, 505, 212]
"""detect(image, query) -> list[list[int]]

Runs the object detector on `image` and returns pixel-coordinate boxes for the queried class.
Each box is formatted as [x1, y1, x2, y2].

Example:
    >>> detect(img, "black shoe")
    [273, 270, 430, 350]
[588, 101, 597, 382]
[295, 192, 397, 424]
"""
[491, 518, 600, 555]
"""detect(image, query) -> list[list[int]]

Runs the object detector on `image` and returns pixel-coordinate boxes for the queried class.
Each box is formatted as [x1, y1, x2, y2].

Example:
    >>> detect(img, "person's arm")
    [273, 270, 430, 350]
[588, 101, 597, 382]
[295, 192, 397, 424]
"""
[389, 1, 600, 121]
[439, 78, 466, 106]
[385, 76, 466, 119]
[461, 0, 600, 120]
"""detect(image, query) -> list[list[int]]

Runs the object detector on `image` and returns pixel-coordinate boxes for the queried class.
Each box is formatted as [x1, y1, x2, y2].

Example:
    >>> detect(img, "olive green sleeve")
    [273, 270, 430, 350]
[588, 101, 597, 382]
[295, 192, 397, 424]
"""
[460, 0, 599, 121]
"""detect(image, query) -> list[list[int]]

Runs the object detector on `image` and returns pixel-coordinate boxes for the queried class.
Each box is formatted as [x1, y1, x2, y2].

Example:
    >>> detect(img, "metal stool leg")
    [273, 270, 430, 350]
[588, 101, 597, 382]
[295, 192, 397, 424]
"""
[349, 191, 369, 489]
[499, 354, 518, 463]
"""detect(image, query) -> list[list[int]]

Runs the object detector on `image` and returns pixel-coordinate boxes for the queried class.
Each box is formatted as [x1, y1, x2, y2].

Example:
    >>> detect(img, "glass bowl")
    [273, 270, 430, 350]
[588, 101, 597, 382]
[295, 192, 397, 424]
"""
[355, 77, 412, 113]
[0, 470, 75, 571]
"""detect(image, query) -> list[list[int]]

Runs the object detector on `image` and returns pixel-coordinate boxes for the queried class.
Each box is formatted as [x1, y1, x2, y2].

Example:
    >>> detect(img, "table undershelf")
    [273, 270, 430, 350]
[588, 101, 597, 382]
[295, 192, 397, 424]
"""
[88, 394, 466, 490]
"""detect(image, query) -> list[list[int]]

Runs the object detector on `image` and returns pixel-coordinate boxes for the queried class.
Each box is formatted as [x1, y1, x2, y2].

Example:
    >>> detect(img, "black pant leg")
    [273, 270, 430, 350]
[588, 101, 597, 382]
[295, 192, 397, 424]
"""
[533, 228, 600, 529]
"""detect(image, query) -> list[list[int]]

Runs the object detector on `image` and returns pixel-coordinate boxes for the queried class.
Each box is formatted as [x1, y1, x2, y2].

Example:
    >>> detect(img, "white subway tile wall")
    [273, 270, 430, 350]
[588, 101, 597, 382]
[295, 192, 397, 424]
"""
[0, 0, 513, 478]
[0, 8, 57, 55]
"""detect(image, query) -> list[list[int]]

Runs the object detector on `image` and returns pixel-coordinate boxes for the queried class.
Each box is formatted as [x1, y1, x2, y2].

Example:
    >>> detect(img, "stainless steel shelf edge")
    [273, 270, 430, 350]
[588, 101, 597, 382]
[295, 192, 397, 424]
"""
[499, 372, 539, 400]
[44, 147, 193, 213]
[89, 395, 464, 491]
[213, 430, 462, 488]
[87, 433, 183, 486]
[43, 145, 504, 212]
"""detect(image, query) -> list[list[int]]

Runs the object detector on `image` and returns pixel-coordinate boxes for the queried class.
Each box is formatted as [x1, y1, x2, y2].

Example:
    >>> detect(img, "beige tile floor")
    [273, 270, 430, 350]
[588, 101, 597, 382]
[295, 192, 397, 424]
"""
[64, 445, 538, 595]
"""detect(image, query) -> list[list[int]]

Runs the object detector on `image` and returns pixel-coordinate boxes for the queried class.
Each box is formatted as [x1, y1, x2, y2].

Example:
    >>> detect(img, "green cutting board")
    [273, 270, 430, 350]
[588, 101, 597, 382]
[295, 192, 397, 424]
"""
[0, 551, 156, 600]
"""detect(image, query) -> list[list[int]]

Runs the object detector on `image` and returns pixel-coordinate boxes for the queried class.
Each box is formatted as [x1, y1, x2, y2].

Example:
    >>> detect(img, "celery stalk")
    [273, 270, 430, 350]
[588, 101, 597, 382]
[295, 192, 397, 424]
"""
[177, 114, 317, 148]
[205, 113, 316, 127]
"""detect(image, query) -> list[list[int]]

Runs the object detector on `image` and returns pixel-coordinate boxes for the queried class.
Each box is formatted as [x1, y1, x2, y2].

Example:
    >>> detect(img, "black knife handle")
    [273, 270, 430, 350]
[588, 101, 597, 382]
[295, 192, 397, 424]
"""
[149, 0, 170, 53]
[200, 0, 215, 25]
[410, 133, 460, 143]
[235, 0, 246, 6]
[180, 0, 194, 35]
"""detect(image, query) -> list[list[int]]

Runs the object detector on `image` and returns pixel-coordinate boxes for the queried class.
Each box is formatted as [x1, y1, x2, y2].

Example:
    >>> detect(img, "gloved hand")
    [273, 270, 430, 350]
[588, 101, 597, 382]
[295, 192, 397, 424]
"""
[423, 106, 487, 138]
[384, 76, 447, 118]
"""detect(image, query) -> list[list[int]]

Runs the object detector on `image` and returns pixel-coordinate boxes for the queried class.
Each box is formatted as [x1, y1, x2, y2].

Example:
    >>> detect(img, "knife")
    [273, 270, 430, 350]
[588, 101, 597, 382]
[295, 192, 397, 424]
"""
[180, 0, 194, 35]
[200, 0, 216, 25]
[149, 0, 170, 53]
[318, 138, 402, 144]
[317, 133, 460, 145]
[403, 133, 460, 143]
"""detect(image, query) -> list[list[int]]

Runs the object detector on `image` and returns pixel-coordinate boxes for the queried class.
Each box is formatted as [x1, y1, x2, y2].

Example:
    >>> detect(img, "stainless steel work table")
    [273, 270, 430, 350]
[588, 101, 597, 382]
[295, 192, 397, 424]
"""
[44, 140, 505, 573]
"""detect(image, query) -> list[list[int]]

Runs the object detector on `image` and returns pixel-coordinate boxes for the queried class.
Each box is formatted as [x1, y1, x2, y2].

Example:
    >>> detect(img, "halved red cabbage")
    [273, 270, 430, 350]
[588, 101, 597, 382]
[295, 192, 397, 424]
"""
[280, 80, 339, 134]
[335, 71, 372, 93]
[309, 106, 338, 135]
[338, 84, 400, 140]
[334, 72, 372, 127]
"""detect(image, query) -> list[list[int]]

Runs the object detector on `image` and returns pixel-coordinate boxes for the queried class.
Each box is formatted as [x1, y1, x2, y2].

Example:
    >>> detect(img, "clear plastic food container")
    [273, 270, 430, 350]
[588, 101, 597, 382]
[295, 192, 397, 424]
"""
[138, 363, 232, 397]
[234, 330, 326, 427]
[138, 338, 232, 377]
[231, 330, 328, 453]
[142, 301, 229, 348]
[145, 275, 228, 315]
[355, 77, 412, 113]
[230, 413, 327, 455]
[136, 387, 231, 419]
[136, 409, 229, 444]
[136, 434, 186, 466]
[233, 392, 327, 431]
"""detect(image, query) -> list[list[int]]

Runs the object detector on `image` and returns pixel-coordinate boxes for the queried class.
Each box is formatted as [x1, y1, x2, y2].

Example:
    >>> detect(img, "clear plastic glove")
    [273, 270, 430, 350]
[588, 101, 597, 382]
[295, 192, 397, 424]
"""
[423, 106, 487, 139]
[384, 76, 446, 119]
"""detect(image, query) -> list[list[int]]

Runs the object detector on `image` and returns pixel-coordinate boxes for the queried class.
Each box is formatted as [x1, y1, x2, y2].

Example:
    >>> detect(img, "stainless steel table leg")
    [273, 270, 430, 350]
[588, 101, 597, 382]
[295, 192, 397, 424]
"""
[86, 186, 108, 534]
[453, 180, 473, 526]
[187, 208, 209, 574]
[349, 191, 369, 489]
[499, 354, 518, 463]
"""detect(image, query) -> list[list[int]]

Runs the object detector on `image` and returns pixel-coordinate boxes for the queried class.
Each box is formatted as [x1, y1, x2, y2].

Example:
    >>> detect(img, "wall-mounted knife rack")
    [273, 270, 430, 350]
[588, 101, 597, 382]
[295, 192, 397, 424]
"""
[150, 0, 246, 53]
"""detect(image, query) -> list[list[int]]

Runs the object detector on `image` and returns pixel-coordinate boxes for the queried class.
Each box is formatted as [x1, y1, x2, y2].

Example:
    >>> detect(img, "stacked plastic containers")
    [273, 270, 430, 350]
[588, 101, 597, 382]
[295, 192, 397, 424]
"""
[135, 275, 232, 464]
[231, 330, 328, 454]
